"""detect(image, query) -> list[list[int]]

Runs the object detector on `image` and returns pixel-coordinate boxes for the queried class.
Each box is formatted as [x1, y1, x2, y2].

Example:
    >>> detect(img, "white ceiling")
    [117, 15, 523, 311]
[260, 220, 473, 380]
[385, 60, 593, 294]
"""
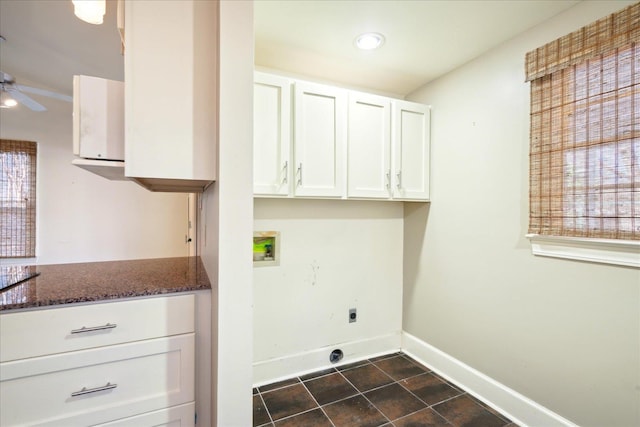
[255, 0, 579, 96]
[0, 0, 123, 97]
[0, 0, 580, 112]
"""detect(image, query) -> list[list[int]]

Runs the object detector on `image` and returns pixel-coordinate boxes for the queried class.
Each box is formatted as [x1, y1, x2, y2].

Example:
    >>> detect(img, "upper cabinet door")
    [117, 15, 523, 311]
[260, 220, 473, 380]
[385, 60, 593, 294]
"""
[347, 92, 391, 199]
[392, 101, 430, 201]
[253, 73, 291, 196]
[124, 0, 217, 192]
[293, 82, 347, 198]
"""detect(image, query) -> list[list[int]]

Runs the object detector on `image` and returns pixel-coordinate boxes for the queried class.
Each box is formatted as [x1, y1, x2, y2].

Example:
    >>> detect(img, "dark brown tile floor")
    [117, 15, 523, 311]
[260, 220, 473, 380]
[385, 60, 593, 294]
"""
[253, 352, 519, 427]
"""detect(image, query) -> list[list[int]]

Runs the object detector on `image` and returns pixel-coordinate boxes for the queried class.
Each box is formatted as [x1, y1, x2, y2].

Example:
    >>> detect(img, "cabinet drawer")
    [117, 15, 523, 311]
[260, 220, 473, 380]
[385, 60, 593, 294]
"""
[93, 402, 195, 427]
[0, 294, 194, 362]
[0, 334, 194, 427]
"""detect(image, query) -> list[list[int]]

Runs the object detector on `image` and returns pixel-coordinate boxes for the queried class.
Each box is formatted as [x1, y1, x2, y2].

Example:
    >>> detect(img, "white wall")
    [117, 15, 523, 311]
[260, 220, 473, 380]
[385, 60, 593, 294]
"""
[199, 1, 254, 425]
[404, 2, 639, 426]
[1, 99, 189, 265]
[253, 199, 403, 383]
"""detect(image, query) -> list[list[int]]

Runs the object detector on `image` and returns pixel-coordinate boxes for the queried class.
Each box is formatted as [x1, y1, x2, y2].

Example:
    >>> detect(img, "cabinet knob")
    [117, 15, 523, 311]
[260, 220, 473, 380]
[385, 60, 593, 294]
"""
[297, 164, 302, 187]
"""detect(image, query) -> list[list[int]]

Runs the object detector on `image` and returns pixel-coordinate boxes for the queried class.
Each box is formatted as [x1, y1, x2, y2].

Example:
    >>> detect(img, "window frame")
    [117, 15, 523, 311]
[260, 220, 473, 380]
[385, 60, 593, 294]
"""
[525, 3, 639, 267]
[526, 233, 640, 268]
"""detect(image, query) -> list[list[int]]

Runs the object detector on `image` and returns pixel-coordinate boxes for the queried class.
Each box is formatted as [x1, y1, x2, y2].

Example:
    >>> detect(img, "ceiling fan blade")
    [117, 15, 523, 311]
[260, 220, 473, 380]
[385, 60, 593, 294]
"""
[15, 84, 72, 102]
[6, 87, 47, 111]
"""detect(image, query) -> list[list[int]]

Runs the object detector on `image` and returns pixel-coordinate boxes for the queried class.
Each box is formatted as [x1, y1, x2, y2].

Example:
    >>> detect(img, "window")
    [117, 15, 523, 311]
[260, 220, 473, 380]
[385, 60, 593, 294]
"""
[0, 140, 37, 258]
[526, 4, 639, 253]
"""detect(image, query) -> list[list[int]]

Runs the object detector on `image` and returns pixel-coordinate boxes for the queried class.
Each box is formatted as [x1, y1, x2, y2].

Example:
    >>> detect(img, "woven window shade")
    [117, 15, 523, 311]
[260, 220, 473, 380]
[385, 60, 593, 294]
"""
[525, 2, 640, 82]
[1, 140, 37, 257]
[528, 27, 639, 240]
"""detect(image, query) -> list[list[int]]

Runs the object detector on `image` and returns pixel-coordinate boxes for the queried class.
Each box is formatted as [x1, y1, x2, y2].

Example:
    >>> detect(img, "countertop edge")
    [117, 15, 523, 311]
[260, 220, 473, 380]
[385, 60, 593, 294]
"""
[0, 256, 212, 312]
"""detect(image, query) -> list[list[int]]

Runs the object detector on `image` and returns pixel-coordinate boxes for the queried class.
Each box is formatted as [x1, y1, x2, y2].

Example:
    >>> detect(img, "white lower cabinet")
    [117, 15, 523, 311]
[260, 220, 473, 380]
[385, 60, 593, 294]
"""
[94, 403, 195, 427]
[0, 295, 196, 427]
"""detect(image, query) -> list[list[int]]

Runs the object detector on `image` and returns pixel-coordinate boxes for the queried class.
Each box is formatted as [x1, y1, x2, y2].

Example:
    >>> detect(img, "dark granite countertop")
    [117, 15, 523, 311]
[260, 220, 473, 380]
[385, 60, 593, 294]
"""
[0, 256, 211, 312]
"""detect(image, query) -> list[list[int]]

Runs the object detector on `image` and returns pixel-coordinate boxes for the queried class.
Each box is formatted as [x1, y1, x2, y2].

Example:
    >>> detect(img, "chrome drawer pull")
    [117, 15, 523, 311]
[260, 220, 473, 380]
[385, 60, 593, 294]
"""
[71, 382, 117, 397]
[70, 323, 117, 334]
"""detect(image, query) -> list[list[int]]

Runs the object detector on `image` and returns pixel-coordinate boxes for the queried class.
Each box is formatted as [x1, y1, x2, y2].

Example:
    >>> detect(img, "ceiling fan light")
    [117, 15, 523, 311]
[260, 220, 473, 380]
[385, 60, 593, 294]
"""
[72, 0, 106, 25]
[0, 91, 17, 108]
[355, 33, 385, 50]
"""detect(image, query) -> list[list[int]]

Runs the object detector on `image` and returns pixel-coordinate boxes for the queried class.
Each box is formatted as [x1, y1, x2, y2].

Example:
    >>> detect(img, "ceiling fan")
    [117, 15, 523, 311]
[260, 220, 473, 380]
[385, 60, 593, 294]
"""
[0, 71, 72, 112]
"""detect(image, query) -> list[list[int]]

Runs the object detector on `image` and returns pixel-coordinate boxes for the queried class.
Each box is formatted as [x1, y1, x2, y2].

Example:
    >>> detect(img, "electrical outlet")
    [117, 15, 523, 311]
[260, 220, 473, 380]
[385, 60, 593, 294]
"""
[349, 308, 357, 323]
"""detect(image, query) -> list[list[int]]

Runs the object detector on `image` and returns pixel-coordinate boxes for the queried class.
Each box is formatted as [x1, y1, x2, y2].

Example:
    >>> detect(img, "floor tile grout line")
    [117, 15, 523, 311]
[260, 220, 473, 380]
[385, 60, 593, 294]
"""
[255, 352, 516, 427]
[335, 359, 370, 374]
[369, 360, 405, 387]
[259, 380, 328, 425]
[257, 390, 276, 427]
[363, 355, 465, 425]
[399, 352, 513, 421]
[366, 374, 437, 424]
[298, 375, 338, 427]
[473, 397, 514, 424]
[389, 405, 454, 427]
[367, 351, 402, 364]
[266, 405, 327, 425]
[336, 361, 395, 394]
[268, 406, 321, 425]
[395, 372, 466, 411]
[357, 389, 393, 426]
[317, 389, 362, 408]
[335, 364, 393, 426]
[298, 368, 338, 384]
[398, 352, 514, 423]
[335, 357, 436, 422]
[425, 391, 515, 427]
[400, 353, 491, 399]
[257, 379, 301, 395]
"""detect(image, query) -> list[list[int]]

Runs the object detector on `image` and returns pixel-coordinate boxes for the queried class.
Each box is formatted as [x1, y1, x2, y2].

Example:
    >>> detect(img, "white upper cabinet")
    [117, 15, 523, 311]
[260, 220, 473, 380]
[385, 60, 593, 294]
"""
[72, 75, 128, 181]
[293, 81, 347, 198]
[392, 100, 430, 201]
[347, 92, 391, 199]
[123, 0, 218, 192]
[253, 73, 291, 196]
[73, 75, 125, 162]
[252, 72, 430, 202]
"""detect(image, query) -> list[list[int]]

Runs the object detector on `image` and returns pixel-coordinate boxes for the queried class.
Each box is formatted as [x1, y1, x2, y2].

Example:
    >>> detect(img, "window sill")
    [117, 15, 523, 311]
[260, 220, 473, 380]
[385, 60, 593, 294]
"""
[526, 234, 640, 268]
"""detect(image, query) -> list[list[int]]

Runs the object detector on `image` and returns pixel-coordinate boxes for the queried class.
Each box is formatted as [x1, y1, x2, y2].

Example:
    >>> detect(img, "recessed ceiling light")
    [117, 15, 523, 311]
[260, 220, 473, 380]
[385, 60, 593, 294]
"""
[72, 0, 106, 25]
[355, 33, 385, 50]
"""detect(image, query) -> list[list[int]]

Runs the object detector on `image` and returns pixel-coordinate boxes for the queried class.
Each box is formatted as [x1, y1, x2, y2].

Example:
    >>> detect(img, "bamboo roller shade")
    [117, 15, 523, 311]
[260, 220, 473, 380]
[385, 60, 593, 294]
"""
[526, 3, 639, 240]
[1, 140, 37, 257]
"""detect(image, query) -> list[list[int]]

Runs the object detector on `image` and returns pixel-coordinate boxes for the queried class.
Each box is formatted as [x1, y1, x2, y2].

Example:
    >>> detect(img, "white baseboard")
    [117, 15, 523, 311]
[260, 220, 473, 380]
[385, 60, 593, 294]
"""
[253, 332, 401, 387]
[401, 331, 578, 427]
